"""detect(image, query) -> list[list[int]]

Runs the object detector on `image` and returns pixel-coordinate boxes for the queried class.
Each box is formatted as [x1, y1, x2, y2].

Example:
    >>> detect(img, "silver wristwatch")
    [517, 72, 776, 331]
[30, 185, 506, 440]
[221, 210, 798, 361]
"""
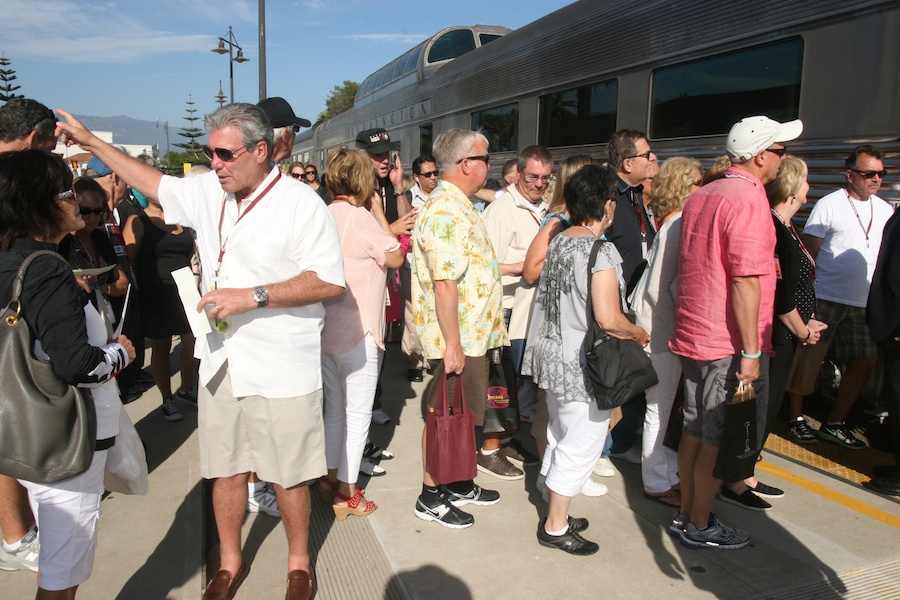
[252, 286, 269, 308]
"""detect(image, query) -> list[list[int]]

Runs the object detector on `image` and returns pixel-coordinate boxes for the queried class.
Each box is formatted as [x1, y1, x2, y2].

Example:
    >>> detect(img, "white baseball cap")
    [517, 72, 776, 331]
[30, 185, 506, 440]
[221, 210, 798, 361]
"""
[726, 116, 803, 162]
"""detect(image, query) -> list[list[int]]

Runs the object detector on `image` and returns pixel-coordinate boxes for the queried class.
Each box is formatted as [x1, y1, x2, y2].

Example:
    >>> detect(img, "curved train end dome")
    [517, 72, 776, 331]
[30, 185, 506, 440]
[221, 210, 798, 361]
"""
[354, 24, 511, 108]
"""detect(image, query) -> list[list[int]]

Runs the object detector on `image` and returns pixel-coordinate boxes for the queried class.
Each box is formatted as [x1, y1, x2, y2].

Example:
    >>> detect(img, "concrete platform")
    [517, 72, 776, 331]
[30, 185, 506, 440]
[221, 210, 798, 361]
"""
[3, 342, 900, 599]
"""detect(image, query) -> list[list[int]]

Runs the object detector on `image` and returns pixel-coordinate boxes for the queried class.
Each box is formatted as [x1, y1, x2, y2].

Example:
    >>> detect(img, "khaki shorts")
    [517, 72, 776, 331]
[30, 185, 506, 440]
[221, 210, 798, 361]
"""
[199, 363, 326, 488]
[427, 354, 489, 426]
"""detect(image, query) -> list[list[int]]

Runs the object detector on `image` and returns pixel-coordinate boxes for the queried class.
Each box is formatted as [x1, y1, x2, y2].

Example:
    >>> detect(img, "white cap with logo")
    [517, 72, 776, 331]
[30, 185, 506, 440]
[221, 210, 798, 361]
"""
[726, 116, 803, 162]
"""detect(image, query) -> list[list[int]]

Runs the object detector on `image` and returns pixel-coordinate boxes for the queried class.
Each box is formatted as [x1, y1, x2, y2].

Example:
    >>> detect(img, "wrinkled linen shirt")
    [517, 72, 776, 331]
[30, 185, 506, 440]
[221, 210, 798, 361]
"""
[158, 167, 344, 398]
[669, 167, 776, 361]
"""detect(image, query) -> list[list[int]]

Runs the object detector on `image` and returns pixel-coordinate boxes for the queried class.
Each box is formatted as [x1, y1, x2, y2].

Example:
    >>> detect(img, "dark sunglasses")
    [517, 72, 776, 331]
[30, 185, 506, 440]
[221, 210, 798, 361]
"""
[419, 170, 439, 178]
[290, 172, 303, 178]
[849, 168, 887, 179]
[202, 145, 248, 162]
[305, 170, 317, 176]
[79, 207, 105, 216]
[765, 147, 787, 158]
[456, 154, 490, 165]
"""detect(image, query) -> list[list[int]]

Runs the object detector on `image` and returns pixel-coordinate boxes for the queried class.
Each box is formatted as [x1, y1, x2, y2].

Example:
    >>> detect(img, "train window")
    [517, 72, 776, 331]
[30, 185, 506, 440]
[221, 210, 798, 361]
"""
[472, 103, 519, 153]
[387, 55, 405, 84]
[427, 29, 476, 64]
[420, 123, 433, 156]
[650, 39, 803, 139]
[374, 65, 389, 89]
[404, 43, 425, 75]
[360, 75, 375, 98]
[479, 34, 503, 46]
[538, 79, 618, 147]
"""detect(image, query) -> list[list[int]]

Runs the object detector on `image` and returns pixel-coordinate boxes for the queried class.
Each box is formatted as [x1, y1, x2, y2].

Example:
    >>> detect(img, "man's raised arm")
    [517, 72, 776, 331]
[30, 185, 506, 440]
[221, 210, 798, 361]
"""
[56, 109, 164, 200]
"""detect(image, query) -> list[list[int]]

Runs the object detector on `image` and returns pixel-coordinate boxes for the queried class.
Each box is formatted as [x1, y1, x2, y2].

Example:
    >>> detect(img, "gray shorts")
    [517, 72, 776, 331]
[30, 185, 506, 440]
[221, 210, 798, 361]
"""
[679, 353, 769, 449]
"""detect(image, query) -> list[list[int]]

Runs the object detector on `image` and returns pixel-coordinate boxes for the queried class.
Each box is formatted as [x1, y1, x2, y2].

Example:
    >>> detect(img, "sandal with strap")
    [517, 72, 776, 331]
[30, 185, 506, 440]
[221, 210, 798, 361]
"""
[644, 489, 682, 508]
[317, 478, 340, 503]
[333, 488, 377, 521]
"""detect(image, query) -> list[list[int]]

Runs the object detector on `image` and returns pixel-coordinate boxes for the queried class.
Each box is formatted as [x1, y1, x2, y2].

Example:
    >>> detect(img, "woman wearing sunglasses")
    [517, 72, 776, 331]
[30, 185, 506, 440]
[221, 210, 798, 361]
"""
[303, 164, 331, 203]
[58, 177, 129, 332]
[287, 161, 305, 180]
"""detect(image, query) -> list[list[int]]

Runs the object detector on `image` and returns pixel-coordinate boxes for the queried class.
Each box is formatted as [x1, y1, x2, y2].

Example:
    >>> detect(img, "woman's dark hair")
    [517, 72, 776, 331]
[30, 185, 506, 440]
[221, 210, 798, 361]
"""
[564, 163, 617, 225]
[0, 150, 73, 251]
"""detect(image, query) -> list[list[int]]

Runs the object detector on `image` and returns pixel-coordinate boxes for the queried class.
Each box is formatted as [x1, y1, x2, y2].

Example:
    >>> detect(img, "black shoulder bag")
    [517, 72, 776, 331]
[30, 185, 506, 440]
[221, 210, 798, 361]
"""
[583, 240, 658, 410]
[0, 250, 97, 483]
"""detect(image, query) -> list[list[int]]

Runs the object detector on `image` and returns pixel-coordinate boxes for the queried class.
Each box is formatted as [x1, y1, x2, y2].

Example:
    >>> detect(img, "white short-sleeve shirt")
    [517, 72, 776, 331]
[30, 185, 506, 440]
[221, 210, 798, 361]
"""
[157, 167, 344, 397]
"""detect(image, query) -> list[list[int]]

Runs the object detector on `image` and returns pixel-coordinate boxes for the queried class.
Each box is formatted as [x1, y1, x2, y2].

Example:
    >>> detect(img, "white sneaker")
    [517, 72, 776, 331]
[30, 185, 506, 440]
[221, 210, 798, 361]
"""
[580, 478, 609, 497]
[0, 526, 39, 572]
[371, 408, 391, 425]
[609, 446, 642, 464]
[247, 484, 280, 518]
[593, 457, 616, 477]
[360, 459, 386, 477]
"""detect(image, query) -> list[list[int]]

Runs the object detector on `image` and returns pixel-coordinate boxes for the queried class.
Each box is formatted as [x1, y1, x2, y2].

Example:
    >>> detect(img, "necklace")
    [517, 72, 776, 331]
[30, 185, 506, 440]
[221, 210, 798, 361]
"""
[580, 223, 600, 238]
[771, 209, 816, 273]
[724, 171, 762, 191]
[844, 189, 874, 248]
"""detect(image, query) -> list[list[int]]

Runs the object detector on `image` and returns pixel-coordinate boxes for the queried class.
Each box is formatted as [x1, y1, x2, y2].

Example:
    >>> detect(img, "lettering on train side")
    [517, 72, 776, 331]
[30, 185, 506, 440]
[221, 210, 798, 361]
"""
[351, 101, 431, 137]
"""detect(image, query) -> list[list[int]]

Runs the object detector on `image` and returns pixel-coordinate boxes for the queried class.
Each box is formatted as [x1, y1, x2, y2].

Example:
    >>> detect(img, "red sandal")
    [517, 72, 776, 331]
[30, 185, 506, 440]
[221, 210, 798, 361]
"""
[332, 488, 377, 520]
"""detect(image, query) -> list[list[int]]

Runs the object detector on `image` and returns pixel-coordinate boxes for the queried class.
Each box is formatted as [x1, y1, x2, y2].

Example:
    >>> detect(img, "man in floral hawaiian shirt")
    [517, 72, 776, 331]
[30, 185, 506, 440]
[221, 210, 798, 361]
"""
[411, 129, 508, 529]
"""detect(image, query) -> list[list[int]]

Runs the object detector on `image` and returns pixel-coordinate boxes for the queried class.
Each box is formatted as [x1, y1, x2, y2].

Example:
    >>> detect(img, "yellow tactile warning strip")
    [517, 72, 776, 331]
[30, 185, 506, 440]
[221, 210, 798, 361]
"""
[762, 425, 900, 530]
[756, 558, 900, 600]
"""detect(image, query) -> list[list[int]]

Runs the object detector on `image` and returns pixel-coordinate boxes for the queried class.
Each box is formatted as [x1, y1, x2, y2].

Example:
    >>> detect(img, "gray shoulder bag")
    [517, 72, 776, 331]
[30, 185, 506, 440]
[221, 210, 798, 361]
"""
[0, 250, 97, 483]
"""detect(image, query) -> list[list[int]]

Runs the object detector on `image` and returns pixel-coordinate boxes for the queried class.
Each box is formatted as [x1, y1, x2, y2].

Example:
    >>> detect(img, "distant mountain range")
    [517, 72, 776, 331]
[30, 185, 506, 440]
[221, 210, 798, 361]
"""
[73, 114, 206, 148]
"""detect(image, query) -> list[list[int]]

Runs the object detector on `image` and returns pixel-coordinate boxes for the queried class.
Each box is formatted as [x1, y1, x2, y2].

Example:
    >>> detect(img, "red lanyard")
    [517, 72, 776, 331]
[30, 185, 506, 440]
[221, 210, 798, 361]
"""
[215, 174, 281, 277]
[845, 190, 874, 248]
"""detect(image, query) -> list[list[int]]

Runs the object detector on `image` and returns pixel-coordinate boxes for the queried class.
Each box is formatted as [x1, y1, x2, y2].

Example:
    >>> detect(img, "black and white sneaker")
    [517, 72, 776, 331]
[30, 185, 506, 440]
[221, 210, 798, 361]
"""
[161, 397, 183, 422]
[748, 480, 784, 498]
[719, 486, 771, 511]
[537, 519, 599, 556]
[414, 493, 474, 529]
[444, 484, 500, 507]
[363, 441, 394, 461]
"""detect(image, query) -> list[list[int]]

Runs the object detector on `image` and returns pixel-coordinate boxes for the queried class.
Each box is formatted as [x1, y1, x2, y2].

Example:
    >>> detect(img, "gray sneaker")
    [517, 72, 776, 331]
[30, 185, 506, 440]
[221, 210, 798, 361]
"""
[0, 526, 39, 572]
[680, 518, 750, 550]
[668, 512, 688, 538]
[477, 450, 524, 480]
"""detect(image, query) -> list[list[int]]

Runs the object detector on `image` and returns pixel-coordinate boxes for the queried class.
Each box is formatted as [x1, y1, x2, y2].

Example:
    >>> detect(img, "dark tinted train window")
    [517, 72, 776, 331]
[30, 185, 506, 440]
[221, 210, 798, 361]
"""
[420, 123, 433, 156]
[374, 65, 389, 89]
[472, 103, 519, 153]
[360, 75, 374, 98]
[479, 34, 503, 46]
[538, 79, 618, 147]
[651, 39, 803, 139]
[428, 29, 476, 64]
[386, 56, 405, 84]
[405, 43, 425, 75]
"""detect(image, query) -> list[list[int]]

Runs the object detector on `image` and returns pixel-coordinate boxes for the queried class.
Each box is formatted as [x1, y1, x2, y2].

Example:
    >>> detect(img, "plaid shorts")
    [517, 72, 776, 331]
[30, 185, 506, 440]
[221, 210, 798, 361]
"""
[817, 299, 877, 362]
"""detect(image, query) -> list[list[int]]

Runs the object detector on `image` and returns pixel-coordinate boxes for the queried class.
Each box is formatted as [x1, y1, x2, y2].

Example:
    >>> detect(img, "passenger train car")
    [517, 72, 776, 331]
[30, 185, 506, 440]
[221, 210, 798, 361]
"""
[293, 0, 900, 203]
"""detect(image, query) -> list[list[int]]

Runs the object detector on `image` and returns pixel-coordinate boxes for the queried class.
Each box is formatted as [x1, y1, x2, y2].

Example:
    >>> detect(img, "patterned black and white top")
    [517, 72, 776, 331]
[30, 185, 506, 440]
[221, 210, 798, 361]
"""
[772, 215, 817, 345]
[523, 236, 625, 403]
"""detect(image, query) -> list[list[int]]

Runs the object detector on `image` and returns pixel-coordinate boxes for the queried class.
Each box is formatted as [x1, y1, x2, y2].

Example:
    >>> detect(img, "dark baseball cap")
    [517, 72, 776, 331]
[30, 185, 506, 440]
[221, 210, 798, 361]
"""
[355, 128, 391, 154]
[257, 97, 311, 131]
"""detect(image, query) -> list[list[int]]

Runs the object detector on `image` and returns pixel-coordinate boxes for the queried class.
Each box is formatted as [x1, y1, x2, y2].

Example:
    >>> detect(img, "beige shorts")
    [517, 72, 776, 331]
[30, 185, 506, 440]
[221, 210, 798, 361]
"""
[198, 363, 326, 488]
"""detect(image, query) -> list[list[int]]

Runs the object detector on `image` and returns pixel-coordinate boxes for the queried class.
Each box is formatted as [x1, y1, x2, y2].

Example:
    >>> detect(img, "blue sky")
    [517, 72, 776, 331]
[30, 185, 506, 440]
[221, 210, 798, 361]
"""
[1, 0, 575, 135]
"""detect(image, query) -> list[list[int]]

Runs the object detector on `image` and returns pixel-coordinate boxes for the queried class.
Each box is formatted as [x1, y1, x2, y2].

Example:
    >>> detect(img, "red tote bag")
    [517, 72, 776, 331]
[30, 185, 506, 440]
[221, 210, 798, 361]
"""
[425, 372, 477, 484]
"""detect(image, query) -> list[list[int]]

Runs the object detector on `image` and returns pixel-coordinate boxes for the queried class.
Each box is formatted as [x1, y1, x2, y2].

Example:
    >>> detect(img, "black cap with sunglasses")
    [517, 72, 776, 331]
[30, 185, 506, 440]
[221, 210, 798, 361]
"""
[257, 97, 311, 132]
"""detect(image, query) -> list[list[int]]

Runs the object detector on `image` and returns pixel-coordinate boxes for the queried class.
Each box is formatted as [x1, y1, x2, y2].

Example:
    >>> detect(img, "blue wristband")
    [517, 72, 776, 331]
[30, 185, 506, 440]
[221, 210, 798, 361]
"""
[741, 349, 762, 359]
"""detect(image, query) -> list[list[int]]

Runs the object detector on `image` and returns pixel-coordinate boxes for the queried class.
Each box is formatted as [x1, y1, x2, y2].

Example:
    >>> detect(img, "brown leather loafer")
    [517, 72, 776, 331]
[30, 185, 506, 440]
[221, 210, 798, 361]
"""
[203, 562, 250, 600]
[285, 568, 316, 600]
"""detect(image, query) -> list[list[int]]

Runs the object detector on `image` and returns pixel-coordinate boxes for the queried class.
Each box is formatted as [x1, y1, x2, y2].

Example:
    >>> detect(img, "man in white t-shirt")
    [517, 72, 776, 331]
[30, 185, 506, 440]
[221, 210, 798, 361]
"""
[799, 145, 894, 449]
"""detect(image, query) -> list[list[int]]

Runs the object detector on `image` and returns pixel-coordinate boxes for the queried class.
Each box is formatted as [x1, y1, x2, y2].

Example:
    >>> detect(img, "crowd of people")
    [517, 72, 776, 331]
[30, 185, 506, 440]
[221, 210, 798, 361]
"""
[0, 94, 897, 599]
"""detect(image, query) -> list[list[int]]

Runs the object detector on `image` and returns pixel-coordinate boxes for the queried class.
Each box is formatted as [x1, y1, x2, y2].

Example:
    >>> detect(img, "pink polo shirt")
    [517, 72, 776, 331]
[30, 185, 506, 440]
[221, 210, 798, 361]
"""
[669, 167, 776, 361]
[322, 202, 400, 355]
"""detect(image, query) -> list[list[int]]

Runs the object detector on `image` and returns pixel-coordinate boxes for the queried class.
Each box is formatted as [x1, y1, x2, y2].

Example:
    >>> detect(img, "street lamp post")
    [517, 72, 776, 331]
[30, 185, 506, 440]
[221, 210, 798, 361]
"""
[211, 26, 250, 104]
[215, 80, 227, 108]
[155, 119, 170, 173]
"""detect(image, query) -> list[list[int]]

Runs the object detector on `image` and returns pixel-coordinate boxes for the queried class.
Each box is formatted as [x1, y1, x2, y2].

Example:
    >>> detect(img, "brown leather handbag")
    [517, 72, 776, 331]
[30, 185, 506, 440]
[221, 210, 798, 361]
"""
[0, 251, 97, 483]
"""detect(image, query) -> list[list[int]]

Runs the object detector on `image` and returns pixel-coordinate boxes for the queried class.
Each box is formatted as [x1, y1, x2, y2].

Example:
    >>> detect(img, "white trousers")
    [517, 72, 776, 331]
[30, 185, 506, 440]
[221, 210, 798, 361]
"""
[20, 449, 108, 591]
[641, 350, 682, 493]
[322, 334, 382, 484]
[542, 389, 610, 497]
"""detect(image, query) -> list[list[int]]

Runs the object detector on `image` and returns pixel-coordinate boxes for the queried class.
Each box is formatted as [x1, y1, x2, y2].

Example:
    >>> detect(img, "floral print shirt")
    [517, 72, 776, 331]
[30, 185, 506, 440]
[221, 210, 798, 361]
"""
[411, 180, 507, 359]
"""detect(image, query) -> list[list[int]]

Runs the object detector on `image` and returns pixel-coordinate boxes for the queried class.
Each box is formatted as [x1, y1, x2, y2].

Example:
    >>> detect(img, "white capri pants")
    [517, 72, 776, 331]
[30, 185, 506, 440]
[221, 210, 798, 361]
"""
[20, 449, 108, 591]
[542, 389, 610, 497]
[322, 333, 382, 484]
[641, 350, 682, 494]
